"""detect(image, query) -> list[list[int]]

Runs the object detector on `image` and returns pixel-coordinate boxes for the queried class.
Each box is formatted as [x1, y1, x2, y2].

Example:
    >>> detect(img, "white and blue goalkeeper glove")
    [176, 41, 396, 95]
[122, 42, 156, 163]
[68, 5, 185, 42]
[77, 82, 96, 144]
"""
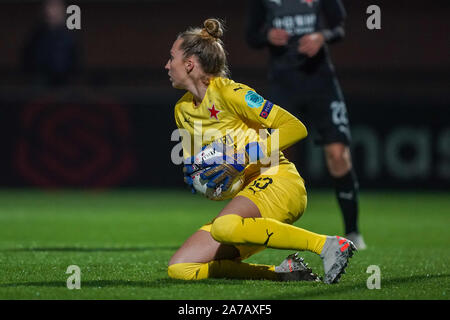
[200, 141, 264, 192]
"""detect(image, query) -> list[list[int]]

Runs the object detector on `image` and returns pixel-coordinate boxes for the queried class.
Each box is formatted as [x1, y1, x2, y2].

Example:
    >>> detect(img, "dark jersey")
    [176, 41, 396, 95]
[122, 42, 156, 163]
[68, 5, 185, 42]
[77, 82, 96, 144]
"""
[246, 0, 346, 74]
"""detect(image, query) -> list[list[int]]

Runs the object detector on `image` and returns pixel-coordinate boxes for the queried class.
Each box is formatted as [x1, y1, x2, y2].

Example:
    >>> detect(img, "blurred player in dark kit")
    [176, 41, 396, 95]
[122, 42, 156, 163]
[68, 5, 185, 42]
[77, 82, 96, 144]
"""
[22, 0, 81, 86]
[246, 0, 366, 249]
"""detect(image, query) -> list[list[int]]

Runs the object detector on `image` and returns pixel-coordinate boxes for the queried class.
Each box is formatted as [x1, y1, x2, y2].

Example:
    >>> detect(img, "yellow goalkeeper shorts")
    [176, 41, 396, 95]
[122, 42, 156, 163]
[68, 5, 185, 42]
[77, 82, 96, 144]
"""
[200, 164, 307, 260]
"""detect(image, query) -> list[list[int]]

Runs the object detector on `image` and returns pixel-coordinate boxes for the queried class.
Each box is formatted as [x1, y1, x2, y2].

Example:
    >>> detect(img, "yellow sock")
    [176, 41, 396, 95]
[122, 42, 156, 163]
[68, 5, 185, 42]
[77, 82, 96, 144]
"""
[210, 214, 326, 254]
[168, 260, 278, 281]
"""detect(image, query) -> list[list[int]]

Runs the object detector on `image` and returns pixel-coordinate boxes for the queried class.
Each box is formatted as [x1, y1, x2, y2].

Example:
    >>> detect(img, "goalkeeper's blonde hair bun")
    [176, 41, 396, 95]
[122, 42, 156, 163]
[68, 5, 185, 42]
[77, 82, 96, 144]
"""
[202, 18, 224, 39]
[177, 18, 229, 78]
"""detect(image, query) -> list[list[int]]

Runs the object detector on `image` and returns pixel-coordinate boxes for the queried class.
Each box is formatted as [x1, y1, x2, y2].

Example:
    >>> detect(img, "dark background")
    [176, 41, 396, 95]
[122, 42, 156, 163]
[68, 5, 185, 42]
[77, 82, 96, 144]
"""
[0, 0, 449, 189]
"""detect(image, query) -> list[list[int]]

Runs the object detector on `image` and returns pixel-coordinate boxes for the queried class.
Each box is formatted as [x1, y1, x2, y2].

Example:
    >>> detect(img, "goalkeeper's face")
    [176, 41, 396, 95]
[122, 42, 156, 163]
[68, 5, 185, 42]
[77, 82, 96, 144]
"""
[165, 38, 190, 90]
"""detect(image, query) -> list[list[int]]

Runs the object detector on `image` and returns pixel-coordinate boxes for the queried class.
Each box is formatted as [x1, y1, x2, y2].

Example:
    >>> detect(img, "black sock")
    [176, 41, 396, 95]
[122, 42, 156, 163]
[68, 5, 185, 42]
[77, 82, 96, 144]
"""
[333, 169, 359, 235]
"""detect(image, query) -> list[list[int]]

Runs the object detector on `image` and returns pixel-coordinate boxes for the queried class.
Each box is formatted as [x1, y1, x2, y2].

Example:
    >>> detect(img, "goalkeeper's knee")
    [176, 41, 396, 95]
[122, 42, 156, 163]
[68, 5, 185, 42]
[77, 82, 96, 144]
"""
[210, 214, 245, 244]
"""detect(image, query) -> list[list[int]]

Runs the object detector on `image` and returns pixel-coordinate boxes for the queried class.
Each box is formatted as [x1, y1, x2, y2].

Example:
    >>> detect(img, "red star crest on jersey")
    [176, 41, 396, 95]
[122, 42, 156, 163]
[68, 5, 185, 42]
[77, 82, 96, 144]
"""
[301, 0, 317, 7]
[208, 105, 221, 120]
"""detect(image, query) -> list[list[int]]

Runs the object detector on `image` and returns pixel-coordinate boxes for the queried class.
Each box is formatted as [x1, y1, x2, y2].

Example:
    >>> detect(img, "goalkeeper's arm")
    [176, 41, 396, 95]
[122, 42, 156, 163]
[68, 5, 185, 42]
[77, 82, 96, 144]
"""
[257, 107, 308, 161]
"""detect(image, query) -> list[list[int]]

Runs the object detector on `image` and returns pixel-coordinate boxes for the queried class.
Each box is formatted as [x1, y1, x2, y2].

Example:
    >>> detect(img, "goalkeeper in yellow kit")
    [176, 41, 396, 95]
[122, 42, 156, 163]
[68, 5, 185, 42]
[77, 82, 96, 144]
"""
[165, 18, 356, 284]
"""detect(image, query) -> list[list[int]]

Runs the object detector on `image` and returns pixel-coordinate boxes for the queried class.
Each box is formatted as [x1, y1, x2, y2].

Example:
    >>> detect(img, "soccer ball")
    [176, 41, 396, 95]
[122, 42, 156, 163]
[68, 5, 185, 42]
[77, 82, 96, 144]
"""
[190, 144, 245, 201]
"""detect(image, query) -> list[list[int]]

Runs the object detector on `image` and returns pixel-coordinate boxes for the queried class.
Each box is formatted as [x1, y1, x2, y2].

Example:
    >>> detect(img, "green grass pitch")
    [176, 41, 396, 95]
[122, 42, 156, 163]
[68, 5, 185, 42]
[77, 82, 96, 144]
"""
[0, 189, 448, 300]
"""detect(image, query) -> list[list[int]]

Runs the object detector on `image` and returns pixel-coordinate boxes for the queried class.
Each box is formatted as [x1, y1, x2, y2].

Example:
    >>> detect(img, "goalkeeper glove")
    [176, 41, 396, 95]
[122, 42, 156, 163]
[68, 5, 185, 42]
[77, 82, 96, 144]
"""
[183, 156, 198, 194]
[200, 142, 264, 191]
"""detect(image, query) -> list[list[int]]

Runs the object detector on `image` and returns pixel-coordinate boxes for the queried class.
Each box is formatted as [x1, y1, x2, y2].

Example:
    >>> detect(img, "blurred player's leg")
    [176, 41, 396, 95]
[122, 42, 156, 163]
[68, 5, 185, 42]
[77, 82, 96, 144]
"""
[310, 75, 366, 249]
[324, 143, 366, 249]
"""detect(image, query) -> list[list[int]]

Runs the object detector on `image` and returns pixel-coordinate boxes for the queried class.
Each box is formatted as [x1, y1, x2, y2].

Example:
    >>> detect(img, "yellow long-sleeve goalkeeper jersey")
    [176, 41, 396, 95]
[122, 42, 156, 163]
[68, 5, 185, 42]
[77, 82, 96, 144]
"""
[174, 77, 308, 180]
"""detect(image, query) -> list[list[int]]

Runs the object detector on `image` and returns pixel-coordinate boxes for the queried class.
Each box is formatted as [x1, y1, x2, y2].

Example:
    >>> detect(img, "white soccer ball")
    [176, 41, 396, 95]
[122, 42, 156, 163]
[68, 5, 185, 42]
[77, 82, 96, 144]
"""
[191, 144, 245, 201]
